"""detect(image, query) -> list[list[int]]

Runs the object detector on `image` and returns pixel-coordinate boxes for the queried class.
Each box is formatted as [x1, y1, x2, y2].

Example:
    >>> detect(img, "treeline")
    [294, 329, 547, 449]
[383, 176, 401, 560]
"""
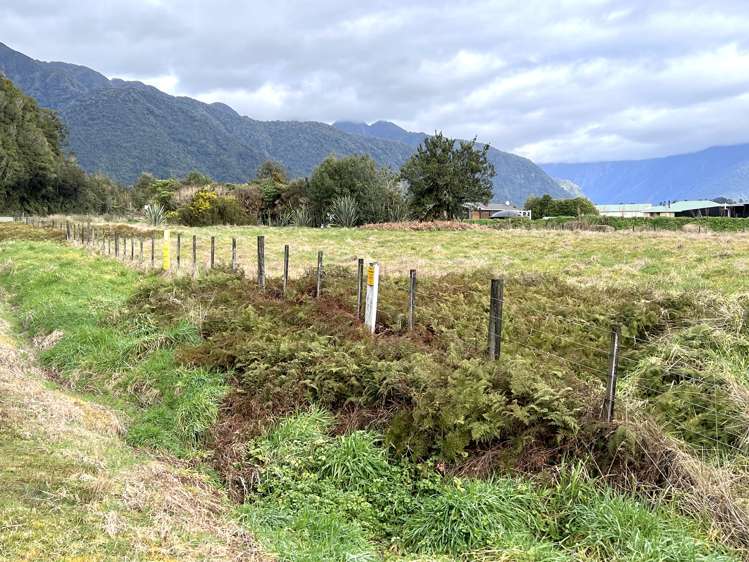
[0, 75, 128, 214]
[135, 132, 497, 227]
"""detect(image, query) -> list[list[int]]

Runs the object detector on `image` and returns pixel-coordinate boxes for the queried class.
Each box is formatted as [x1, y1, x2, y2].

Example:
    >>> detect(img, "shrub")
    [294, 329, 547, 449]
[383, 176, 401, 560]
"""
[177, 189, 252, 226]
[143, 203, 166, 226]
[330, 195, 359, 227]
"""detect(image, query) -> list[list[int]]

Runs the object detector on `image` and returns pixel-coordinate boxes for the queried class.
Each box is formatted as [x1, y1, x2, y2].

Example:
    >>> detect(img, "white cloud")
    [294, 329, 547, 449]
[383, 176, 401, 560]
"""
[3, 0, 749, 162]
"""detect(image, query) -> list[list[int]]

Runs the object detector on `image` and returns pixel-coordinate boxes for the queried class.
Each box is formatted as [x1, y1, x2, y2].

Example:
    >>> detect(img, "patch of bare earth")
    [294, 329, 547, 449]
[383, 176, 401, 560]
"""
[0, 312, 269, 561]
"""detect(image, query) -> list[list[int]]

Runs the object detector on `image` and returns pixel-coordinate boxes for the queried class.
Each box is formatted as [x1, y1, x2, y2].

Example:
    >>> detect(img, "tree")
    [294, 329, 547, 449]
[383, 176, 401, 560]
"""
[256, 160, 288, 184]
[400, 132, 495, 220]
[524, 195, 597, 218]
[307, 154, 387, 224]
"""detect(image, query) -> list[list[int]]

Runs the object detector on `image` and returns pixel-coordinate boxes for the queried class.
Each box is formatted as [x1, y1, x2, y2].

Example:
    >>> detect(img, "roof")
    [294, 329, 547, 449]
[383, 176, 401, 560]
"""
[465, 202, 518, 211]
[647, 200, 723, 213]
[490, 210, 526, 218]
[596, 204, 653, 212]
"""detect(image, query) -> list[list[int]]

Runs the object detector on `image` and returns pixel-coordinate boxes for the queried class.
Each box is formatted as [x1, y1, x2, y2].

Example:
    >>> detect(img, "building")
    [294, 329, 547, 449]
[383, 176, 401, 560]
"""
[597, 200, 749, 218]
[596, 204, 654, 218]
[466, 202, 530, 220]
[644, 200, 734, 217]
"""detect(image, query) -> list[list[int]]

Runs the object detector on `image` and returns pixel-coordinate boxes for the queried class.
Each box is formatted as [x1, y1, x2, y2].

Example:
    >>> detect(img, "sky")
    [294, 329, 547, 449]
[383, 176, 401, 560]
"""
[3, 0, 749, 163]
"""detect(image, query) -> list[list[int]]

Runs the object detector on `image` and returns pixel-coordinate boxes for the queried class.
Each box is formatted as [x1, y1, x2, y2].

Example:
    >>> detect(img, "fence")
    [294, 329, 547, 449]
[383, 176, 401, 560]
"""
[16, 216, 734, 437]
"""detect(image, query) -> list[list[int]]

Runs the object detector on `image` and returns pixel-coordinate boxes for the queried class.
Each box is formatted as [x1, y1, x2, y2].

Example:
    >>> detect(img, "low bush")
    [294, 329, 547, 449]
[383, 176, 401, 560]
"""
[177, 189, 253, 226]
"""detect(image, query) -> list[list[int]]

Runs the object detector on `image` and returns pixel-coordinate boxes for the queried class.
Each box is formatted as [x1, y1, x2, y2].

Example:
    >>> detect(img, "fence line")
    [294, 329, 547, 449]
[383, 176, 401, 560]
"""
[19, 216, 747, 446]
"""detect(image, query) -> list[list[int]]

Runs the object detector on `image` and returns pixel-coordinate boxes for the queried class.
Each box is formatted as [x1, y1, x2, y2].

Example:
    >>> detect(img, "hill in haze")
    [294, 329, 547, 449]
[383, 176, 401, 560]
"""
[0, 42, 567, 204]
[334, 120, 571, 203]
[542, 145, 749, 204]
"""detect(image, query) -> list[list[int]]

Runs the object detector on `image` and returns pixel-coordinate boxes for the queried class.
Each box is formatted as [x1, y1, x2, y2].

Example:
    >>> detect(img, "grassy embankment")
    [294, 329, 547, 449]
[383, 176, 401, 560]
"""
[1, 223, 748, 560]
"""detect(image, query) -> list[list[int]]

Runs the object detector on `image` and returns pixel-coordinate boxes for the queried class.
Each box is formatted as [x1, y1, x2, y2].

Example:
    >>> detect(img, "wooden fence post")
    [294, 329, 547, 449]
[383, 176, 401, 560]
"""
[364, 262, 380, 334]
[115, 233, 119, 257]
[257, 236, 265, 288]
[488, 278, 503, 360]
[66, 222, 71, 241]
[356, 258, 364, 321]
[210, 236, 215, 269]
[408, 269, 416, 331]
[130, 237, 135, 260]
[231, 238, 237, 272]
[192, 235, 197, 277]
[316, 251, 323, 297]
[283, 244, 289, 295]
[603, 327, 621, 422]
[139, 238, 144, 262]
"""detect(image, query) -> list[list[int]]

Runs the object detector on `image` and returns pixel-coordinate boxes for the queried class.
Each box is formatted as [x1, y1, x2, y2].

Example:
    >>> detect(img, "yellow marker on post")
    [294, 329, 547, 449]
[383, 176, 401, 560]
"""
[162, 229, 171, 271]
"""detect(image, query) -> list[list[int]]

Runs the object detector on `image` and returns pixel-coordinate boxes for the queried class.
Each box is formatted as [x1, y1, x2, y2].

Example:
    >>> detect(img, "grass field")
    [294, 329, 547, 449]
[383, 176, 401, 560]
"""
[57, 219, 749, 294]
[4, 222, 749, 560]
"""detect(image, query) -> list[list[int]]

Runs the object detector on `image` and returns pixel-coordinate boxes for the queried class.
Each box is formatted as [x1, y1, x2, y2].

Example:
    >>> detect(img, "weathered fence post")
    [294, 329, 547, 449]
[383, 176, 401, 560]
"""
[66, 222, 71, 241]
[315, 251, 323, 297]
[408, 269, 417, 331]
[364, 262, 380, 334]
[603, 327, 621, 422]
[210, 236, 215, 269]
[176, 233, 181, 271]
[192, 235, 197, 277]
[356, 258, 364, 321]
[257, 236, 265, 288]
[488, 278, 503, 360]
[115, 233, 120, 257]
[162, 230, 170, 272]
[283, 244, 289, 295]
[130, 237, 135, 260]
[139, 238, 144, 262]
[231, 237, 237, 272]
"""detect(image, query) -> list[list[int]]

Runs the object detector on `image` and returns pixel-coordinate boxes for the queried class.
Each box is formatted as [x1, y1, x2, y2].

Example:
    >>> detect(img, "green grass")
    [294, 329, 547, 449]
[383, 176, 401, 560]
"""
[241, 410, 737, 561]
[3, 228, 749, 560]
[0, 240, 227, 457]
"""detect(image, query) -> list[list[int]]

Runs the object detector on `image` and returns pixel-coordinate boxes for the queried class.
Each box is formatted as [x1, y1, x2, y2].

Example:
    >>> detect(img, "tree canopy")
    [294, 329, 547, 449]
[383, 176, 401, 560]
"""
[400, 132, 495, 220]
[524, 194, 598, 219]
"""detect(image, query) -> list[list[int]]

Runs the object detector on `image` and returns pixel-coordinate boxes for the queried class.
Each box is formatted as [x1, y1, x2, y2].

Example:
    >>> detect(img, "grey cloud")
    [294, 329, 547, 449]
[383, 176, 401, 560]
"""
[3, 0, 749, 161]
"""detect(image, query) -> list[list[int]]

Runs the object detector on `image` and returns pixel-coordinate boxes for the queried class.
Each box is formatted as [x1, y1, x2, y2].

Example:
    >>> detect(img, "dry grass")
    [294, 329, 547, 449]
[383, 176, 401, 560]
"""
[54, 219, 749, 296]
[0, 307, 268, 562]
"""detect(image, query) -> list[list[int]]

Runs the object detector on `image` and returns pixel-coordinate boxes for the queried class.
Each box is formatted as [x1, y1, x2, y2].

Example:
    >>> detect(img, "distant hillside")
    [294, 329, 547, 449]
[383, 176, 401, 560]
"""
[1, 42, 568, 203]
[0, 42, 413, 185]
[542, 145, 749, 203]
[334, 120, 571, 203]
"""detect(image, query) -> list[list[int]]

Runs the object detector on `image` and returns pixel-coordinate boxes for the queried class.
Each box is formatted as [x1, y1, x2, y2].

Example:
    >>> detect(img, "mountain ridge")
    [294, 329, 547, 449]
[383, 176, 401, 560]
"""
[0, 41, 568, 203]
[542, 143, 749, 203]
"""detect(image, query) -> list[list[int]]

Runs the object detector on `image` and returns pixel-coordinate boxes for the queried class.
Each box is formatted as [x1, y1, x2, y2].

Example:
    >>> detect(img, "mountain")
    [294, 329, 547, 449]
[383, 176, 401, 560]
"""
[542, 144, 749, 204]
[0, 42, 567, 203]
[334, 120, 571, 203]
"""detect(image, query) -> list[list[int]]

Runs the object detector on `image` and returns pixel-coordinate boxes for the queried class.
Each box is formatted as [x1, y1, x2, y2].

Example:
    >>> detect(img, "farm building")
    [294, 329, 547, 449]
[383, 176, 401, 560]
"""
[465, 202, 531, 219]
[597, 200, 749, 218]
[596, 204, 653, 218]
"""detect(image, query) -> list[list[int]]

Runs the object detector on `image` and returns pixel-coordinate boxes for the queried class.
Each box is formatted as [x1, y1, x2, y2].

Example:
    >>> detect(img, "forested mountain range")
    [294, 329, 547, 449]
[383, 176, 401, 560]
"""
[0, 41, 567, 203]
[542, 144, 749, 203]
[334, 120, 570, 203]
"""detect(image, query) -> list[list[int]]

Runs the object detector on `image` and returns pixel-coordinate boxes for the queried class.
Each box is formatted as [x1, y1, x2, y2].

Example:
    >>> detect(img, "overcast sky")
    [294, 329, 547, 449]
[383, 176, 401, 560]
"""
[3, 0, 749, 163]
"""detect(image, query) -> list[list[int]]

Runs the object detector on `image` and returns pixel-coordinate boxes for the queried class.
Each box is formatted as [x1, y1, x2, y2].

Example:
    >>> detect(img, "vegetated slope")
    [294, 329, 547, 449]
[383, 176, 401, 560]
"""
[542, 143, 749, 203]
[0, 233, 264, 560]
[0, 226, 743, 560]
[0, 42, 411, 185]
[334, 120, 573, 203]
[0, 42, 567, 204]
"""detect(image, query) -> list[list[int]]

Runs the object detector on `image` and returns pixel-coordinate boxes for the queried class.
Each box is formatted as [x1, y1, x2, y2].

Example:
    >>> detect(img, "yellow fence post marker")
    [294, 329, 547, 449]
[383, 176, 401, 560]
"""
[364, 261, 379, 334]
[162, 229, 171, 272]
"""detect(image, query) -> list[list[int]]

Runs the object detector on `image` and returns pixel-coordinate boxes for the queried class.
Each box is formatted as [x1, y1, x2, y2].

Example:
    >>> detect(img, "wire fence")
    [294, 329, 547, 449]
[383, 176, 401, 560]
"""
[17, 216, 749, 456]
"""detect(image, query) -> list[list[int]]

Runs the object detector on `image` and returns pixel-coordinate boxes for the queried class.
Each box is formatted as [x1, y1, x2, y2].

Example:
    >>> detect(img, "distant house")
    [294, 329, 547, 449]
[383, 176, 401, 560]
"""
[466, 202, 531, 220]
